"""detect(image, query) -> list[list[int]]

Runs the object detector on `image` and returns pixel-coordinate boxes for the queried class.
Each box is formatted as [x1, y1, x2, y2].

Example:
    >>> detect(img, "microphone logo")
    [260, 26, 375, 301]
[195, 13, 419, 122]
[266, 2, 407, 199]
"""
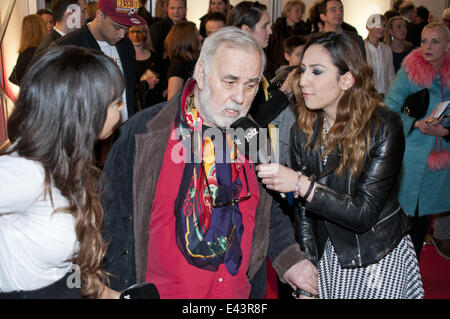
[244, 128, 258, 142]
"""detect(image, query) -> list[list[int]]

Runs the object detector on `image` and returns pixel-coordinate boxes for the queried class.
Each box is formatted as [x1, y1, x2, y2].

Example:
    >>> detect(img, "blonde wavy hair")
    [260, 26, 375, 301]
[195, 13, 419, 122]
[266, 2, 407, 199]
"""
[282, 0, 305, 18]
[384, 16, 414, 50]
[19, 14, 47, 53]
[293, 32, 384, 178]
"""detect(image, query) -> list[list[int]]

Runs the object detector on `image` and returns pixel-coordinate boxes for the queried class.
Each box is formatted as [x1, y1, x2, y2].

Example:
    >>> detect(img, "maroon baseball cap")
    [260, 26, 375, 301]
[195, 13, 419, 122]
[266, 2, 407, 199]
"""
[98, 0, 146, 27]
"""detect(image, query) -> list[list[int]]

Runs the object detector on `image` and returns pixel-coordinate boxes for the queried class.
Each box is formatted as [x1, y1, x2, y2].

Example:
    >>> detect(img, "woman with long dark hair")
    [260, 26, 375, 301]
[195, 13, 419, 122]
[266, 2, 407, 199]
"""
[257, 32, 424, 298]
[0, 46, 124, 298]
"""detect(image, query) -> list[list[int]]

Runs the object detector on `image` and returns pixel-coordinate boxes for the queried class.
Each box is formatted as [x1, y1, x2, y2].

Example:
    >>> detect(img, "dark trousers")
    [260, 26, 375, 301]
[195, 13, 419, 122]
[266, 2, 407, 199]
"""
[0, 272, 82, 299]
[409, 208, 430, 261]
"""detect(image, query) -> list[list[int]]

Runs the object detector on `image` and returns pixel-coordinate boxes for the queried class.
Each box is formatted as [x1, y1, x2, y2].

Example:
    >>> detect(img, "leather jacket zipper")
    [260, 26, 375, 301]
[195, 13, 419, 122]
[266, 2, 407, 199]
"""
[372, 206, 401, 231]
[355, 234, 362, 266]
[347, 174, 352, 195]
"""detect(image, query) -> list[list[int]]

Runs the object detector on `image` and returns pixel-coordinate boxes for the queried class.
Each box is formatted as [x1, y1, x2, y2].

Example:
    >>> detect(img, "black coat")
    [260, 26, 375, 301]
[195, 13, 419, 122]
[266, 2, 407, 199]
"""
[291, 107, 410, 268]
[149, 17, 174, 61]
[53, 25, 137, 117]
[13, 47, 37, 85]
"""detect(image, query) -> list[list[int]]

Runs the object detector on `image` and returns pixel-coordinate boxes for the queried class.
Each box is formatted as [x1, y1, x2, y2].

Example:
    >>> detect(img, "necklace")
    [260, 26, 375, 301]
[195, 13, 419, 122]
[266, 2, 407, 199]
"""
[321, 113, 329, 166]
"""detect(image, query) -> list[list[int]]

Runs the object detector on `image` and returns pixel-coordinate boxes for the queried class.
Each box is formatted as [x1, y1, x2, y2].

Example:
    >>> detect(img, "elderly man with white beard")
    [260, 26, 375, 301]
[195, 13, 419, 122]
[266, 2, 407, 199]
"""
[101, 26, 317, 299]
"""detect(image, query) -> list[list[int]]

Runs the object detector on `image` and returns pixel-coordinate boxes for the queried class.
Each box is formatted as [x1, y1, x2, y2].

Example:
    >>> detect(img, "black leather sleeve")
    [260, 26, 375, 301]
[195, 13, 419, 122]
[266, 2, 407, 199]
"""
[306, 114, 406, 233]
[290, 124, 319, 266]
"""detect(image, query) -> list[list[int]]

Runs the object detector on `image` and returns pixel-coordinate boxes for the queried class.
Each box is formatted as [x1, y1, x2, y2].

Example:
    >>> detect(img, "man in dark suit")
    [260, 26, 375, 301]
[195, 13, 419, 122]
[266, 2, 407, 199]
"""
[53, 0, 145, 121]
[35, 0, 88, 55]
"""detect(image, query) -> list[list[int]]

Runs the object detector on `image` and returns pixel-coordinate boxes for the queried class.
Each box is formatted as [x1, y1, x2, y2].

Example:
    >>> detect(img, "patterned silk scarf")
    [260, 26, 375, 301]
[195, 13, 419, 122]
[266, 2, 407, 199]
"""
[174, 81, 244, 275]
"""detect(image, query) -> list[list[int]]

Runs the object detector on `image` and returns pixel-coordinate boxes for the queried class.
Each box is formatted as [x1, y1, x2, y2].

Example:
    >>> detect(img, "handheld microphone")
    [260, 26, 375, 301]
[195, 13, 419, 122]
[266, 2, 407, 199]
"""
[230, 117, 291, 200]
[119, 282, 160, 299]
[229, 117, 272, 164]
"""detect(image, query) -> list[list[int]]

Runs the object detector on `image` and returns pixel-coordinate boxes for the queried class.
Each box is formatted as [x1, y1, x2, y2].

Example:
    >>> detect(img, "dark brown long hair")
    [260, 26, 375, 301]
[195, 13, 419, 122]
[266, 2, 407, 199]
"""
[3, 46, 124, 298]
[227, 1, 267, 30]
[294, 32, 383, 178]
[164, 21, 200, 61]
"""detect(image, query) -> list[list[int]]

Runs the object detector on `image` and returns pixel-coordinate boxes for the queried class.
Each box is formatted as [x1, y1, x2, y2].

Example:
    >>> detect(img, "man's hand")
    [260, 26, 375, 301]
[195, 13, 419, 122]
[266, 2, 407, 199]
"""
[146, 77, 160, 90]
[256, 163, 298, 193]
[99, 285, 121, 299]
[283, 259, 318, 297]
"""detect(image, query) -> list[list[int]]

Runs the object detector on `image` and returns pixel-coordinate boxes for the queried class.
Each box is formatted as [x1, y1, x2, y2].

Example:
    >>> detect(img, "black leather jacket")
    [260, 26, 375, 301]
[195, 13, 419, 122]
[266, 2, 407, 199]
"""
[291, 107, 410, 268]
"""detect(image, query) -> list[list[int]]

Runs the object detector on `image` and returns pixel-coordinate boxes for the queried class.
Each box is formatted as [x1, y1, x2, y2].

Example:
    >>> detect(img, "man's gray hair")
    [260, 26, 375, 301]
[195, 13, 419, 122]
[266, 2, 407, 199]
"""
[195, 26, 266, 80]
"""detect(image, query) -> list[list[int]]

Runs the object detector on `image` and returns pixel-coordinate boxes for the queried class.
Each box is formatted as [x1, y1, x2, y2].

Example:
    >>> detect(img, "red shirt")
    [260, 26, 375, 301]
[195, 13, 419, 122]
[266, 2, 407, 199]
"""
[145, 124, 260, 299]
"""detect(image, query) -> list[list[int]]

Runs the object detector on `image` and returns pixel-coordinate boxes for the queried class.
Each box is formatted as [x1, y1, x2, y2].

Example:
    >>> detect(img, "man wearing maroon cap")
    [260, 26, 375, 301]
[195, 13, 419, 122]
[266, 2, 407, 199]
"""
[54, 0, 146, 120]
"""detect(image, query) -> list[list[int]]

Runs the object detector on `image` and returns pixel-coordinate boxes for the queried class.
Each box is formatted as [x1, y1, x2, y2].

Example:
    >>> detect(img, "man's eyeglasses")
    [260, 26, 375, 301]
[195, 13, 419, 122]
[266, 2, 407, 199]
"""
[202, 161, 251, 208]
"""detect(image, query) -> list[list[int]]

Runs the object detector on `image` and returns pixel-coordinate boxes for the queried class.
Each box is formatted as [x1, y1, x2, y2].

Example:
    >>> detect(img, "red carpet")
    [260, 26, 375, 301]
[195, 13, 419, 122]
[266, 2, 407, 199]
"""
[419, 244, 450, 299]
[264, 243, 450, 299]
[264, 260, 279, 299]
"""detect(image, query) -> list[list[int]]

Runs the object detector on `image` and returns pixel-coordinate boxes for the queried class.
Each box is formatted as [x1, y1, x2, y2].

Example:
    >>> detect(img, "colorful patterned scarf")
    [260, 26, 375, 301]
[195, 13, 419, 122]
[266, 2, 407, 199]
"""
[174, 81, 244, 275]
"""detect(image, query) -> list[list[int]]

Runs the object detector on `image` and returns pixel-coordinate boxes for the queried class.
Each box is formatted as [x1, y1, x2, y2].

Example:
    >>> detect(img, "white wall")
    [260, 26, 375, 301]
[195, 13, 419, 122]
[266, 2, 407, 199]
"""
[342, 0, 391, 38]
[187, 0, 209, 27]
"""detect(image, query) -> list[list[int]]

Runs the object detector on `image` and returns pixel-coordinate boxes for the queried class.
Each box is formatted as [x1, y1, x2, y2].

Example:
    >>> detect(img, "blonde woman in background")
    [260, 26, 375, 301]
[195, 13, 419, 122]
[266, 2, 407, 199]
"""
[129, 24, 165, 108]
[267, 0, 309, 78]
[10, 14, 47, 85]
[384, 23, 450, 260]
[384, 15, 414, 72]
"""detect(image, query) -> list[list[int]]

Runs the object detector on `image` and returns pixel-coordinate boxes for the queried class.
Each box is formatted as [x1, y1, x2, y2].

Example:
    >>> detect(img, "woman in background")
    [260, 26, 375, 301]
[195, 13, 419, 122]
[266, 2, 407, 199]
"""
[165, 21, 203, 100]
[10, 14, 47, 85]
[129, 24, 165, 108]
[0, 46, 124, 298]
[384, 22, 450, 260]
[267, 0, 309, 78]
[384, 15, 414, 72]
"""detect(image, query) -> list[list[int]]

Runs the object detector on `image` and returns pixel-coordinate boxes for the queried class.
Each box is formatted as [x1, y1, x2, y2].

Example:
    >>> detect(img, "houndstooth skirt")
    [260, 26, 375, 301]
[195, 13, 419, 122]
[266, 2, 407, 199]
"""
[318, 235, 424, 299]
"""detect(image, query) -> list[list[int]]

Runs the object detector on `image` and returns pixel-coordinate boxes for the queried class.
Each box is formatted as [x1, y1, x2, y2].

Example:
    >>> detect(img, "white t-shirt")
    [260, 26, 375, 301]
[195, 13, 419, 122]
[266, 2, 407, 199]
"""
[96, 40, 129, 122]
[364, 41, 395, 95]
[0, 153, 77, 292]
